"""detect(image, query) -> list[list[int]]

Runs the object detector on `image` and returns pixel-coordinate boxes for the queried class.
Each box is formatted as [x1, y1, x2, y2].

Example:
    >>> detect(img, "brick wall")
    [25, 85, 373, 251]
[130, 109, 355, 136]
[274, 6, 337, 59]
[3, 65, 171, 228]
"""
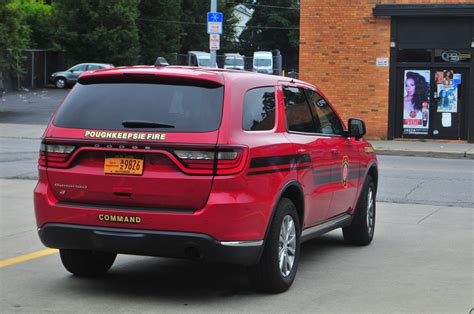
[299, 0, 471, 139]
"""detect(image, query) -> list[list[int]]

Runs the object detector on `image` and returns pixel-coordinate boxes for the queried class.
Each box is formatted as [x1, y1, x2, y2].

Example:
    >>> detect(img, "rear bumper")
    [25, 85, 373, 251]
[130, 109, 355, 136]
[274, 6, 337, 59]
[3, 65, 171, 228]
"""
[39, 223, 263, 266]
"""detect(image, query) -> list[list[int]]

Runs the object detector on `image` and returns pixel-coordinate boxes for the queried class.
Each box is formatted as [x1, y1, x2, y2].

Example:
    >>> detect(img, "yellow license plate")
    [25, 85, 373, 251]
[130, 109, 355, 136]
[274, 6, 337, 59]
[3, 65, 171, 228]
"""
[104, 155, 144, 175]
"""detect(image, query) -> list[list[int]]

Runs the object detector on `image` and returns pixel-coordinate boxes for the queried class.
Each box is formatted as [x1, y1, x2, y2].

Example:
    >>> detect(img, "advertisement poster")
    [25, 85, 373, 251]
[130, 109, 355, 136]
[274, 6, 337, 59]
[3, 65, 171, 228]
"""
[435, 70, 458, 113]
[403, 70, 430, 135]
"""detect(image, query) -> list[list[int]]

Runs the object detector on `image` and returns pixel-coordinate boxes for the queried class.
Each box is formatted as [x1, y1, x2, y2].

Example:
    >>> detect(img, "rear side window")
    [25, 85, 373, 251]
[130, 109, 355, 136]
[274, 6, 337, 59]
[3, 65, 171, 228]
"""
[243, 87, 275, 131]
[283, 87, 316, 133]
[87, 65, 104, 70]
[53, 83, 224, 132]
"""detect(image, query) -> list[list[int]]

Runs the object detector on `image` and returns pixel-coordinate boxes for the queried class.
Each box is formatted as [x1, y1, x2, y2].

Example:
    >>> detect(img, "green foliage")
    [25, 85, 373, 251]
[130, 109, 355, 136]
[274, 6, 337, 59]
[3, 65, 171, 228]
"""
[180, 0, 208, 53]
[9, 0, 56, 49]
[53, 0, 141, 66]
[0, 0, 29, 72]
[239, 0, 299, 70]
[138, 0, 182, 65]
[219, 0, 239, 52]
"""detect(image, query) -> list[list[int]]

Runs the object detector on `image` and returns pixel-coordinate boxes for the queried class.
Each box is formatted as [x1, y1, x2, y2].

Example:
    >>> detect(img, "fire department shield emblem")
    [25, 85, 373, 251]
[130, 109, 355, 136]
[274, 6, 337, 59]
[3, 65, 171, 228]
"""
[342, 156, 349, 188]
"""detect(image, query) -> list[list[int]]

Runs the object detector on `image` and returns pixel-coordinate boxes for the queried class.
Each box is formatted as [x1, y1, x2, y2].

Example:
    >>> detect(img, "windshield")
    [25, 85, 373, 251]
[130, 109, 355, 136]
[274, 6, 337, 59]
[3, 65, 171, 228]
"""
[225, 58, 244, 66]
[54, 83, 224, 132]
[254, 58, 272, 67]
[197, 57, 211, 67]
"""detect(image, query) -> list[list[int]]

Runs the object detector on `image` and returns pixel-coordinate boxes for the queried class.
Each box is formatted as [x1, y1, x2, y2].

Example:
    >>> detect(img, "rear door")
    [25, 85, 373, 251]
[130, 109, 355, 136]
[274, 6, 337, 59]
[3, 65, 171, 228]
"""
[44, 80, 224, 211]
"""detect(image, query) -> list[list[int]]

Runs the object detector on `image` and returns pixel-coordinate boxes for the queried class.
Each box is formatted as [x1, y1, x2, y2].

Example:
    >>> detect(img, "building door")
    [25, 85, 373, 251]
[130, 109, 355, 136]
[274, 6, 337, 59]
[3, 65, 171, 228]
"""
[430, 69, 467, 140]
[396, 68, 468, 140]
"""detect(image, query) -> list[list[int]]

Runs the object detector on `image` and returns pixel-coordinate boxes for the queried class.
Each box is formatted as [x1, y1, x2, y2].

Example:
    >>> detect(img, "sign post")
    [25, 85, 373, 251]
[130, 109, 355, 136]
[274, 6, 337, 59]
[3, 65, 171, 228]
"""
[207, 1, 222, 68]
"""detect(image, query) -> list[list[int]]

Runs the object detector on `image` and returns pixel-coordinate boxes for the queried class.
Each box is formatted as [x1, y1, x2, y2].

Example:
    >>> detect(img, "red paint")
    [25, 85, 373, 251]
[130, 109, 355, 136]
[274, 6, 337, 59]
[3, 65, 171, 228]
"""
[34, 66, 377, 243]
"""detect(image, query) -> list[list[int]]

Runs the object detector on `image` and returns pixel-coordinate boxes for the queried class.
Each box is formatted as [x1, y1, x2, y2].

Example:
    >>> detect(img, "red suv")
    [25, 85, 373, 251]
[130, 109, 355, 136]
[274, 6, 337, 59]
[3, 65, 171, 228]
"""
[34, 66, 378, 293]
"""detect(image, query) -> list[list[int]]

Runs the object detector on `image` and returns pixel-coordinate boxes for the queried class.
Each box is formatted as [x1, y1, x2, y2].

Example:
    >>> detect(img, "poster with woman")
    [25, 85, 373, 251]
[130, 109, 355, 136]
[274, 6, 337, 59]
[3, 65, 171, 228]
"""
[403, 70, 430, 135]
[435, 70, 458, 113]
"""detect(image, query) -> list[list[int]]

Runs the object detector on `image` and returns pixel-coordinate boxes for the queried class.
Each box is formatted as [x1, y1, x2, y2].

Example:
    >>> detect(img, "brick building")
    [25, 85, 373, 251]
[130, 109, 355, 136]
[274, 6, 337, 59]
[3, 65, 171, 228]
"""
[300, 1, 474, 142]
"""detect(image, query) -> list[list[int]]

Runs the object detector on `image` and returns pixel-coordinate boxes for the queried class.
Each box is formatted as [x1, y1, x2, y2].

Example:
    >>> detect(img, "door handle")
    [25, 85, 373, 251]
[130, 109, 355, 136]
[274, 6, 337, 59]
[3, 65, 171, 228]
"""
[331, 149, 340, 156]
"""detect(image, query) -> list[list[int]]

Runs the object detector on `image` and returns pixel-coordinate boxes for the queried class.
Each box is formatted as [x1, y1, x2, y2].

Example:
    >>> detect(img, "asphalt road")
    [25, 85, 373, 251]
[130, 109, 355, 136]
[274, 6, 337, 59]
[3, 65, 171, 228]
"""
[0, 88, 66, 125]
[0, 135, 472, 208]
[0, 89, 473, 312]
[0, 179, 472, 313]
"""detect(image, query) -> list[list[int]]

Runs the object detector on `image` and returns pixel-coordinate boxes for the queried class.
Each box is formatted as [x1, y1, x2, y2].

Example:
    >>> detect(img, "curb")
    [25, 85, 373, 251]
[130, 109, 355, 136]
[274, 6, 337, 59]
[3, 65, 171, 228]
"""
[374, 149, 474, 159]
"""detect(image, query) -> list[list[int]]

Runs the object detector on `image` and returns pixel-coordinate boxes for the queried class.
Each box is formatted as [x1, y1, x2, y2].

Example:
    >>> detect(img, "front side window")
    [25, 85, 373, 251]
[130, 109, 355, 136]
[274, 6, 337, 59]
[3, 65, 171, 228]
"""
[243, 87, 275, 131]
[283, 87, 316, 133]
[306, 91, 343, 135]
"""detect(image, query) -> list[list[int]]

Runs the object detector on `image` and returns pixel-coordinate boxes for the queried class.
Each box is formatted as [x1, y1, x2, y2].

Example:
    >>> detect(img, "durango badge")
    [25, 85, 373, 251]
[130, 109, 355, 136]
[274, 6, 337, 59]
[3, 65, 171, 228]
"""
[342, 156, 349, 188]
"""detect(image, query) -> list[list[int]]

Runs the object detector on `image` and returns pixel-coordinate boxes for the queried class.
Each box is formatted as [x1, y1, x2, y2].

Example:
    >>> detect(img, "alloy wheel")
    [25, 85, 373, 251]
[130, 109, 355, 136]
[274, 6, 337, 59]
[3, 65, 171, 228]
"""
[279, 215, 296, 277]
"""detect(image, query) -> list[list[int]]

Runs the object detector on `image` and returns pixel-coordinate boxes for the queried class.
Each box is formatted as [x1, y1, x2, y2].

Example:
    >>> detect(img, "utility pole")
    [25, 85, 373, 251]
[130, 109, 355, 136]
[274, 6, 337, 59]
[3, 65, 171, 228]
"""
[210, 0, 217, 67]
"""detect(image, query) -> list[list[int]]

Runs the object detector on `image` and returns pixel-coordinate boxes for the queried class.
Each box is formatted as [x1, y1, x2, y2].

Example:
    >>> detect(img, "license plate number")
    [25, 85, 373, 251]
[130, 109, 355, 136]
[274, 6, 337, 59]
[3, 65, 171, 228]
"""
[104, 155, 144, 175]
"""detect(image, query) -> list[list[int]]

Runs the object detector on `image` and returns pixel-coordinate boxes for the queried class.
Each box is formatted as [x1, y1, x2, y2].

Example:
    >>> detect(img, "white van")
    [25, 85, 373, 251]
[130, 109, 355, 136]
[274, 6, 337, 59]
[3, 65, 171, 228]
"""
[224, 53, 245, 70]
[188, 51, 218, 68]
[252, 51, 273, 74]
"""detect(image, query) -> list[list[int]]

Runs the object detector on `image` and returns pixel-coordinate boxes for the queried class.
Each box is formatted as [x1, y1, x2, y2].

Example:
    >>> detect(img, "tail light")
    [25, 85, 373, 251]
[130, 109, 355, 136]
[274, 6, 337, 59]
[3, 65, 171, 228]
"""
[39, 143, 76, 168]
[173, 147, 247, 175]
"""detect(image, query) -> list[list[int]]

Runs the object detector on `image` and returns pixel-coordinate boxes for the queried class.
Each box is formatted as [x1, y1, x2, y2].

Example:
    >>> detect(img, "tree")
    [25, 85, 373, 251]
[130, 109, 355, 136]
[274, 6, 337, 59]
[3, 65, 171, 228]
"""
[238, 0, 299, 71]
[138, 0, 182, 65]
[9, 0, 56, 49]
[0, 0, 29, 74]
[53, 0, 141, 66]
[179, 0, 208, 53]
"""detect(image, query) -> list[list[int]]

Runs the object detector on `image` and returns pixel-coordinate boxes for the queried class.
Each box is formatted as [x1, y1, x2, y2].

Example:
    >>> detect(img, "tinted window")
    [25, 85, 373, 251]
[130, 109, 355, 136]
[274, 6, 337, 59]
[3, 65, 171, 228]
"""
[54, 83, 224, 132]
[306, 91, 343, 135]
[243, 87, 275, 131]
[87, 65, 104, 70]
[283, 87, 316, 133]
[397, 49, 432, 62]
[69, 64, 87, 72]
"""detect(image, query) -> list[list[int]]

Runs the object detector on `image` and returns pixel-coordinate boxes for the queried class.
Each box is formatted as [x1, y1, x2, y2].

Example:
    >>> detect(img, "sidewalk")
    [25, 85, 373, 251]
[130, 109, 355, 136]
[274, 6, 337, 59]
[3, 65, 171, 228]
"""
[0, 123, 473, 159]
[369, 140, 474, 159]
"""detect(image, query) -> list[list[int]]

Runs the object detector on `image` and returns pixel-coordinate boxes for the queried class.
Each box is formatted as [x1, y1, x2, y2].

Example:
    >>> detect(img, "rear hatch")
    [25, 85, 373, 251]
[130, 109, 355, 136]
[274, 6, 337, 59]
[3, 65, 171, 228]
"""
[41, 74, 234, 211]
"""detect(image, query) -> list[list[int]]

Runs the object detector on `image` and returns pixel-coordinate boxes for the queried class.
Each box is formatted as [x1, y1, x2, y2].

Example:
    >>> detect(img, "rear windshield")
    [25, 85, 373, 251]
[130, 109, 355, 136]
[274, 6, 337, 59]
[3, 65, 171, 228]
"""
[53, 83, 224, 132]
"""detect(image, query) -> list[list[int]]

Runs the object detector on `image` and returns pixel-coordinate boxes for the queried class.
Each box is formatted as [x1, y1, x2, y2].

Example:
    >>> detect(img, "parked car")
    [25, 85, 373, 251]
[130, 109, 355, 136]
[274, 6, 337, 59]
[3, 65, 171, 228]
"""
[253, 51, 273, 74]
[223, 53, 245, 70]
[35, 66, 378, 293]
[187, 51, 217, 68]
[50, 63, 113, 89]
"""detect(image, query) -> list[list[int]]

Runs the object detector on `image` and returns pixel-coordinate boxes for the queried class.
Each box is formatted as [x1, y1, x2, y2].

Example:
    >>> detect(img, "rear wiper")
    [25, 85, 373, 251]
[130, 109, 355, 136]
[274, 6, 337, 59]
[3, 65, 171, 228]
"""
[122, 120, 175, 128]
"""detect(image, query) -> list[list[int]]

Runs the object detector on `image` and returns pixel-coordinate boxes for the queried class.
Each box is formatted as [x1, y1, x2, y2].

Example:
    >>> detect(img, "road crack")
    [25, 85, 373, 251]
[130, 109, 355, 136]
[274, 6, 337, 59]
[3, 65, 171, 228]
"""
[404, 180, 425, 200]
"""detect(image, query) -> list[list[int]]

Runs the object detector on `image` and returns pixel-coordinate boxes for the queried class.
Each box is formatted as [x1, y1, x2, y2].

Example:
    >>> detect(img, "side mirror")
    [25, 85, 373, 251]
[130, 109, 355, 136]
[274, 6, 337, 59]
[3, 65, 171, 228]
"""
[348, 118, 366, 140]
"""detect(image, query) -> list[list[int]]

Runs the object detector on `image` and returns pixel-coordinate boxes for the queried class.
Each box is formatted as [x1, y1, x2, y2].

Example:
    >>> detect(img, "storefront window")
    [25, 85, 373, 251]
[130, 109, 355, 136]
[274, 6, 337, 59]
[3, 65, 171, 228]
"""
[397, 49, 432, 63]
[434, 49, 471, 63]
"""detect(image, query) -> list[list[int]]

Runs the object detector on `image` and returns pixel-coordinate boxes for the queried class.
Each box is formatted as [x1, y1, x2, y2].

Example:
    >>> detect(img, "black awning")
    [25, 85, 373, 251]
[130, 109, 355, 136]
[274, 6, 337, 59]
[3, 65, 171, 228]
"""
[373, 4, 474, 17]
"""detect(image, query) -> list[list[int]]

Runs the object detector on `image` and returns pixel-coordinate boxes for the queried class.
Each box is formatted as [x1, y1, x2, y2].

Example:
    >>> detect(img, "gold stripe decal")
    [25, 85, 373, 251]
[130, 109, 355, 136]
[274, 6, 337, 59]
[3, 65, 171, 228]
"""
[84, 130, 166, 141]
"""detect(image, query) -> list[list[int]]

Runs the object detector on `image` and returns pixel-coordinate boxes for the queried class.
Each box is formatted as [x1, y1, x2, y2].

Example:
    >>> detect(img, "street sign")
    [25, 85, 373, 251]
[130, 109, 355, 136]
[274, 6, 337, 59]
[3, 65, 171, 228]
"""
[210, 34, 220, 50]
[207, 12, 223, 34]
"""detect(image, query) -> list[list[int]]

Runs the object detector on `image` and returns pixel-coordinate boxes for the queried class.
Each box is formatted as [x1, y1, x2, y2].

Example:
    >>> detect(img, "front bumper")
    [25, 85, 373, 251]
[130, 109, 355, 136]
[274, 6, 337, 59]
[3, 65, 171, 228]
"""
[39, 223, 264, 265]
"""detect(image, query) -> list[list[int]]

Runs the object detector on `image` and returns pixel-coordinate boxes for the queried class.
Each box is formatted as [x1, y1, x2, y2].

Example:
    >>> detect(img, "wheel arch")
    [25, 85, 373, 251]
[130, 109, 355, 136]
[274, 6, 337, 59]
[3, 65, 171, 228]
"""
[264, 180, 305, 240]
[366, 162, 378, 194]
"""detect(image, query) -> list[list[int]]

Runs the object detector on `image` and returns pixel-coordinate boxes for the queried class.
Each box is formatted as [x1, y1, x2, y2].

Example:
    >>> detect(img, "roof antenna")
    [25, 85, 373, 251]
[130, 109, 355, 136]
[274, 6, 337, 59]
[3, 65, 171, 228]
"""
[155, 57, 169, 67]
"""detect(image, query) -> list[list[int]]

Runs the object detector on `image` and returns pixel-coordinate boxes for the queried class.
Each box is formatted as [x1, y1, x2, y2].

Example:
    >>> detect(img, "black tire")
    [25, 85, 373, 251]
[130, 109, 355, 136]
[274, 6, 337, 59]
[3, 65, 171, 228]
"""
[59, 249, 116, 277]
[55, 77, 67, 89]
[343, 175, 376, 246]
[248, 198, 301, 293]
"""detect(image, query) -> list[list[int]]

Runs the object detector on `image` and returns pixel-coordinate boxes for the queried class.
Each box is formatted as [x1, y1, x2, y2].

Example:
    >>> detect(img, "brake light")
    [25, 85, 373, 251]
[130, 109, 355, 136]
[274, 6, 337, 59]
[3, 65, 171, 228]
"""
[39, 143, 76, 168]
[173, 147, 247, 175]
